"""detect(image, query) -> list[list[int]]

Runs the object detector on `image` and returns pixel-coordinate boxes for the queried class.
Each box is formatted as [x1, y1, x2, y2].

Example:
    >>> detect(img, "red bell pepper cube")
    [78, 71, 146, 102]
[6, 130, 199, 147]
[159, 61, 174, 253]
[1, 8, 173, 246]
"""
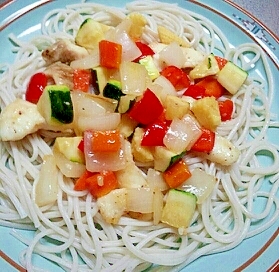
[74, 170, 94, 191]
[86, 170, 118, 198]
[163, 160, 192, 188]
[218, 99, 234, 121]
[25, 72, 48, 104]
[99, 40, 122, 69]
[129, 89, 164, 125]
[191, 128, 215, 153]
[91, 130, 121, 153]
[196, 76, 225, 99]
[141, 120, 169, 146]
[133, 41, 155, 62]
[73, 69, 92, 92]
[215, 56, 228, 70]
[183, 84, 206, 99]
[161, 65, 191, 90]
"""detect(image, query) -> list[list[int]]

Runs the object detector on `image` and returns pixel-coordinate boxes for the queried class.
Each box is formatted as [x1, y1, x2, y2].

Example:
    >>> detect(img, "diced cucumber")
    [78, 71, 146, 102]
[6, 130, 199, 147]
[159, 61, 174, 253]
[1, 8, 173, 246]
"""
[189, 54, 219, 79]
[54, 136, 85, 164]
[37, 85, 73, 126]
[217, 61, 248, 94]
[154, 146, 185, 172]
[75, 18, 110, 49]
[161, 189, 197, 230]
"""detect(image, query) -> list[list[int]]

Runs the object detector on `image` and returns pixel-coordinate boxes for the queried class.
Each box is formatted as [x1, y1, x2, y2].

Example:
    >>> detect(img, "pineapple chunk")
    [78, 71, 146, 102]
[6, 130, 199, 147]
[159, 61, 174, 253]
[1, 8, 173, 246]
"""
[191, 97, 221, 131]
[157, 26, 190, 47]
[115, 162, 148, 189]
[128, 13, 147, 40]
[189, 54, 219, 79]
[131, 127, 154, 163]
[97, 188, 127, 224]
[164, 95, 190, 120]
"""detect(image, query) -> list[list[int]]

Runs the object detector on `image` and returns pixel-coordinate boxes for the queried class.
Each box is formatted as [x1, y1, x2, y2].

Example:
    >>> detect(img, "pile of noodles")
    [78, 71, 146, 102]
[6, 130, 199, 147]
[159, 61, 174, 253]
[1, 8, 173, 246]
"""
[0, 1, 278, 271]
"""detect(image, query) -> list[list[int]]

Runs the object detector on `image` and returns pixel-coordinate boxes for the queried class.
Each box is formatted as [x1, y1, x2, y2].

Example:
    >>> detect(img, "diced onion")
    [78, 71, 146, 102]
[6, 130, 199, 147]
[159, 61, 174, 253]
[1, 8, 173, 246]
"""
[159, 42, 186, 68]
[120, 61, 150, 95]
[179, 168, 216, 204]
[84, 130, 126, 172]
[153, 188, 164, 225]
[147, 168, 169, 191]
[53, 146, 86, 178]
[163, 114, 202, 153]
[70, 49, 100, 69]
[105, 19, 141, 62]
[33, 155, 59, 207]
[152, 75, 177, 102]
[126, 188, 154, 213]
[77, 113, 121, 132]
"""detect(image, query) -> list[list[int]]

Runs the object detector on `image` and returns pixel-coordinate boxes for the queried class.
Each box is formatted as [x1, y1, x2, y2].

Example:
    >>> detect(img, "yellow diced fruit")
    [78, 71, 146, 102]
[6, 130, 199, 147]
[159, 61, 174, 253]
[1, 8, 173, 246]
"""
[165, 95, 190, 120]
[191, 97, 221, 131]
[128, 13, 147, 40]
[131, 127, 154, 163]
[157, 25, 190, 48]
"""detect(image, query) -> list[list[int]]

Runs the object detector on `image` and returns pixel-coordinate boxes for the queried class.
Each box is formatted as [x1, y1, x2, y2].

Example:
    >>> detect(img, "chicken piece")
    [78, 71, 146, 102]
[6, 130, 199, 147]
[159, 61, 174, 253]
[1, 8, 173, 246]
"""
[44, 62, 74, 89]
[0, 99, 45, 141]
[42, 39, 89, 65]
[203, 135, 240, 166]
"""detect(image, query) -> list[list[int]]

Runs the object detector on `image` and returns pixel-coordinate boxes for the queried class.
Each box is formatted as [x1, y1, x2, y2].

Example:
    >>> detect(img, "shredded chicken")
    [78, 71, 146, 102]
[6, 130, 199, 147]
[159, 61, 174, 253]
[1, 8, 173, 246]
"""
[44, 62, 74, 89]
[42, 39, 89, 65]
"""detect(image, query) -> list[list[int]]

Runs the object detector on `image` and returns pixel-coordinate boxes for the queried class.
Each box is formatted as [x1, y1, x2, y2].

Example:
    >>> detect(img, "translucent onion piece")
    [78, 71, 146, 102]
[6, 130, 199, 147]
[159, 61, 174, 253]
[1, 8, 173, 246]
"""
[163, 114, 202, 153]
[147, 168, 169, 191]
[71, 91, 107, 117]
[70, 49, 100, 69]
[120, 61, 150, 96]
[84, 130, 127, 172]
[153, 188, 164, 225]
[53, 145, 86, 178]
[34, 155, 59, 207]
[107, 19, 141, 62]
[126, 188, 154, 213]
[179, 168, 216, 204]
[159, 42, 186, 68]
[77, 113, 121, 132]
[152, 75, 177, 102]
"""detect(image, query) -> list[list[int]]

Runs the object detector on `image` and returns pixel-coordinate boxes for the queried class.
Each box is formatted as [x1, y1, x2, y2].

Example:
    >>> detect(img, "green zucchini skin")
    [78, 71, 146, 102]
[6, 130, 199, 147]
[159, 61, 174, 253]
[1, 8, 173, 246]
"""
[37, 85, 74, 125]
[48, 89, 74, 124]
[103, 81, 124, 101]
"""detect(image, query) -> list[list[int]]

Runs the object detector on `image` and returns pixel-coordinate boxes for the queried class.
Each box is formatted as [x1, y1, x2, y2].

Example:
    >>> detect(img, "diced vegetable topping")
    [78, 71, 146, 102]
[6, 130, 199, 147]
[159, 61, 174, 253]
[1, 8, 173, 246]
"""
[161, 189, 197, 230]
[37, 85, 74, 126]
[129, 89, 164, 125]
[26, 72, 48, 104]
[99, 40, 122, 69]
[91, 130, 121, 153]
[73, 69, 92, 92]
[161, 65, 190, 90]
[217, 61, 248, 94]
[163, 160, 192, 188]
[10, 14, 245, 231]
